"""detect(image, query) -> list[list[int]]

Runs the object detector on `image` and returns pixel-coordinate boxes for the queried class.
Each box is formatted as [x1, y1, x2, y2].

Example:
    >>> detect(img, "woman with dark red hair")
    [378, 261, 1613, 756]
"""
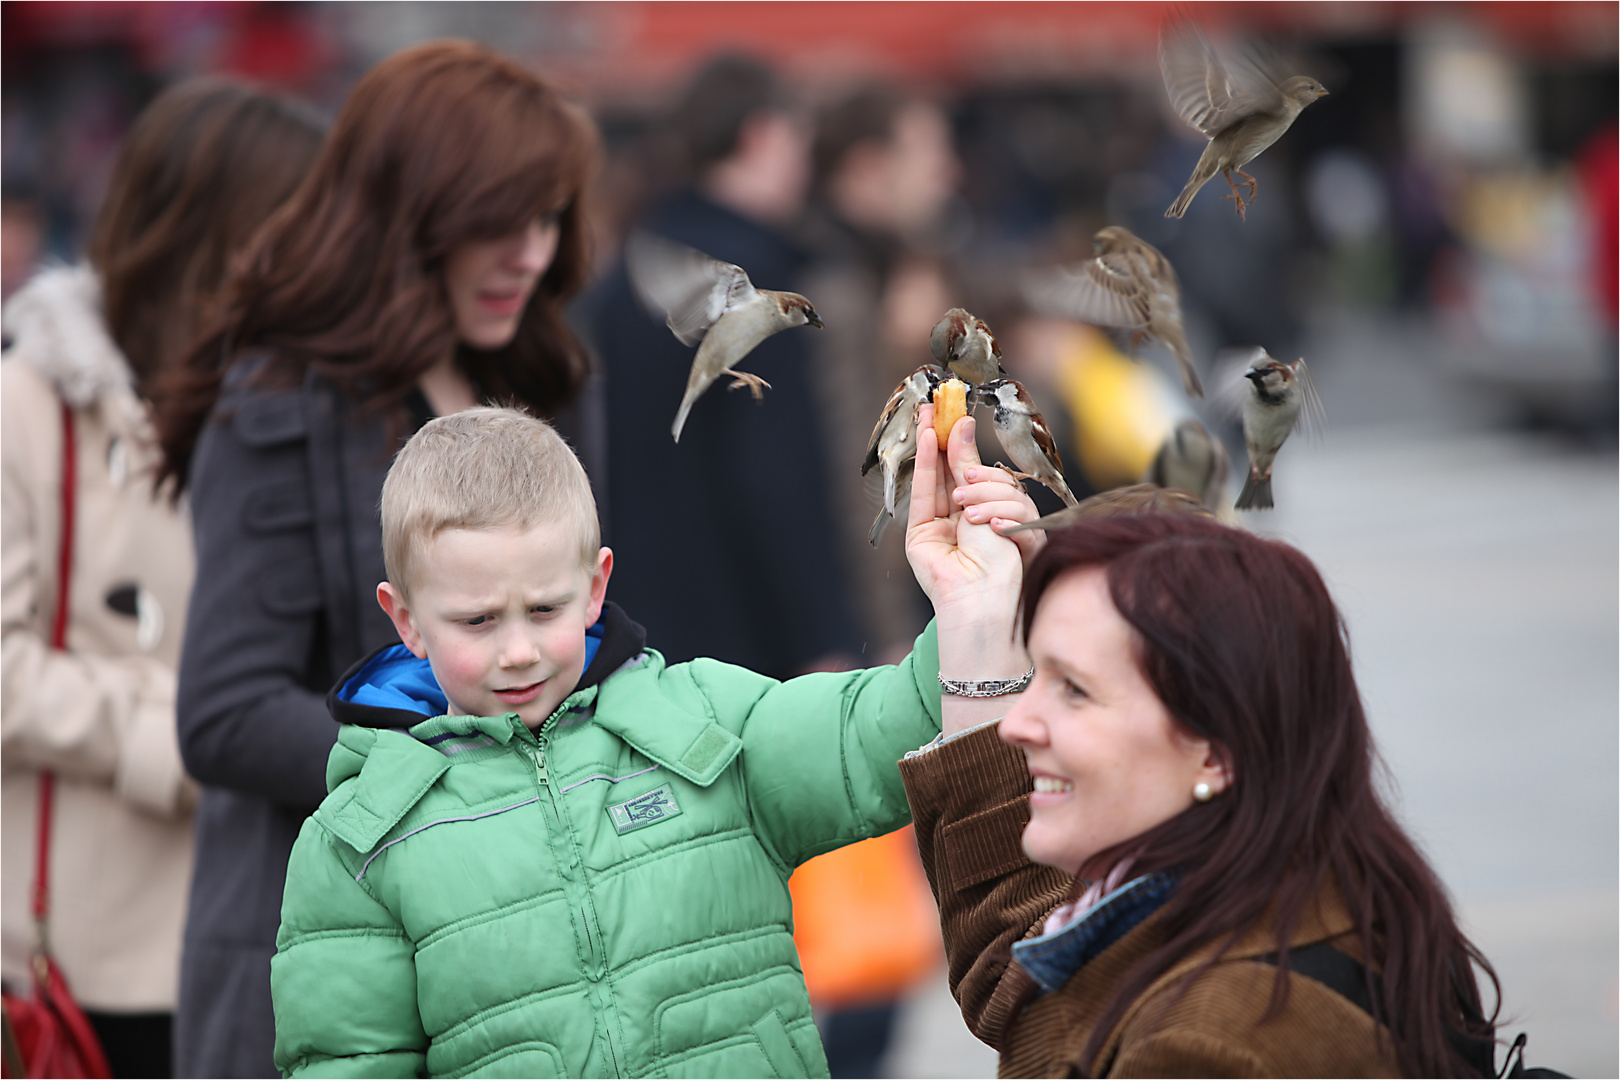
[900, 483, 1504, 1076]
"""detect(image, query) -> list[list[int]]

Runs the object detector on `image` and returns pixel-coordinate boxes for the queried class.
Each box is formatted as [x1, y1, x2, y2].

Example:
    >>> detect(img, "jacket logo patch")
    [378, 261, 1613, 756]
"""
[607, 783, 682, 834]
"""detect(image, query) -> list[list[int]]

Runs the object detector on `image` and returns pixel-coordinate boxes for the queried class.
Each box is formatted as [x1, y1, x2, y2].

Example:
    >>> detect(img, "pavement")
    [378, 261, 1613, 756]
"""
[881, 313, 1620, 1077]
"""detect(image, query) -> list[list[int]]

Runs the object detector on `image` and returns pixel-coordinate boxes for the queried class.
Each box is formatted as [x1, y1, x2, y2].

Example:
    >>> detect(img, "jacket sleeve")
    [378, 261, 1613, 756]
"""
[272, 817, 426, 1079]
[709, 621, 943, 872]
[897, 723, 1074, 1050]
[176, 391, 336, 809]
[0, 365, 191, 816]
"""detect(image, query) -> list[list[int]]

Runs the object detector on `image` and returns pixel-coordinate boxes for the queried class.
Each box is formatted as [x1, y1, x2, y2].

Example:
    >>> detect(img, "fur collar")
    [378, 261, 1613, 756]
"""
[3, 264, 133, 407]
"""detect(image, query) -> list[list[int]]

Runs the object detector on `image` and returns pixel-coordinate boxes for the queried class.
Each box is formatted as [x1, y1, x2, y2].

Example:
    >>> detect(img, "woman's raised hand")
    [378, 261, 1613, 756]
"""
[905, 402, 1042, 619]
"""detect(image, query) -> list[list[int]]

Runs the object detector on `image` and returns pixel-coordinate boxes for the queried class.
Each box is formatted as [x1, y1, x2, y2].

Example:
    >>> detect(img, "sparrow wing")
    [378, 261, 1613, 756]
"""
[625, 232, 756, 347]
[863, 382, 909, 475]
[1291, 358, 1327, 442]
[1159, 18, 1284, 136]
[1023, 256, 1150, 329]
[1027, 405, 1068, 475]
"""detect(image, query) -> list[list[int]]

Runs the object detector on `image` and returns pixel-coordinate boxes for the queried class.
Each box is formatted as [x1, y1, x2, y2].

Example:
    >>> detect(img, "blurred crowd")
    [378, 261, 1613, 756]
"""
[1, 3, 1614, 1077]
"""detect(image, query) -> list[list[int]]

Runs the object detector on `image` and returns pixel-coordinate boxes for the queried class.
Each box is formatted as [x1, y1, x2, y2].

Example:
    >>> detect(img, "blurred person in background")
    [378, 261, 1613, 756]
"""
[1, 79, 324, 1078]
[151, 41, 598, 1076]
[786, 83, 962, 1078]
[1, 186, 46, 308]
[578, 54, 859, 680]
[900, 509, 1507, 1077]
[801, 83, 962, 664]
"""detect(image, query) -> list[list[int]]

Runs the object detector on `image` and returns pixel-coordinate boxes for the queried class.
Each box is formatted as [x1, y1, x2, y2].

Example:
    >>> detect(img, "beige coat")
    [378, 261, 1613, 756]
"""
[1, 265, 196, 1011]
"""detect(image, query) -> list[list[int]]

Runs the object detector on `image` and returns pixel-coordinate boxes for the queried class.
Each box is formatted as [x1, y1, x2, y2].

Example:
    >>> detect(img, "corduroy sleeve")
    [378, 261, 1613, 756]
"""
[898, 722, 1074, 1050]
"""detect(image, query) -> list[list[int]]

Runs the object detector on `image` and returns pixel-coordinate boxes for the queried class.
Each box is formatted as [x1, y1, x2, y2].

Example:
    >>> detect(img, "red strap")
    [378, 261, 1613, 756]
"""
[33, 402, 76, 924]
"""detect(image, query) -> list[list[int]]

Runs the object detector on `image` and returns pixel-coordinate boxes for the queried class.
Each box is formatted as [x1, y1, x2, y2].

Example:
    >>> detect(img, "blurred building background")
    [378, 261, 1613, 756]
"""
[4, 3, 1614, 1076]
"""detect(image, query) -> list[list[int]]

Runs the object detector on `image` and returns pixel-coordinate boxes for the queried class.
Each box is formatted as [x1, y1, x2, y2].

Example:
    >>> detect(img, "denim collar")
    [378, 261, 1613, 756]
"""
[1011, 872, 1179, 994]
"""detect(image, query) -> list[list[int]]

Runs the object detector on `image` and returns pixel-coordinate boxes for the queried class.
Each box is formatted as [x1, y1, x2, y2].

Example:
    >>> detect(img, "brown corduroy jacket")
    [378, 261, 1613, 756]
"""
[898, 722, 1404, 1078]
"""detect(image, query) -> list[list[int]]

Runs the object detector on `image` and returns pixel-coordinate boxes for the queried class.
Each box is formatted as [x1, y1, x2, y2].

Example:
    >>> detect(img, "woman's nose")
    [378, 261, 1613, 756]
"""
[511, 218, 557, 274]
[998, 697, 1045, 748]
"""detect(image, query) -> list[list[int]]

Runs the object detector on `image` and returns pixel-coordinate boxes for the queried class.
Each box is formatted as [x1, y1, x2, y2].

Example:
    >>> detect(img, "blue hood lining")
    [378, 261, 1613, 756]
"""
[339, 621, 605, 718]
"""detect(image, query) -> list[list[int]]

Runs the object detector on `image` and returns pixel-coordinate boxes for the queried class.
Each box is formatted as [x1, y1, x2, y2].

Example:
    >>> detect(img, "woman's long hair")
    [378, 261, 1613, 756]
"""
[155, 40, 599, 490]
[86, 79, 324, 400]
[1019, 514, 1497, 1077]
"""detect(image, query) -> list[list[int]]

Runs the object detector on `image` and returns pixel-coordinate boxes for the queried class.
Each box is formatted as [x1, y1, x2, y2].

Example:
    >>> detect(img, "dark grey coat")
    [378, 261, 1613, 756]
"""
[174, 363, 409, 1077]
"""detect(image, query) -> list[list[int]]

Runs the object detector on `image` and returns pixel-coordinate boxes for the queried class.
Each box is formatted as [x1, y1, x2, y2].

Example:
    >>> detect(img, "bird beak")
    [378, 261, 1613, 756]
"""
[1244, 369, 1265, 383]
[1316, 88, 1330, 98]
[807, 312, 824, 330]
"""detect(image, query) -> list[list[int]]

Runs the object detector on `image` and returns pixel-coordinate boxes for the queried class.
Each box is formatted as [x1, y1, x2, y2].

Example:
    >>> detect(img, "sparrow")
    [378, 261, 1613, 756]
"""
[998, 483, 1212, 534]
[1160, 19, 1327, 220]
[862, 364, 945, 518]
[1023, 225, 1204, 398]
[929, 308, 1005, 393]
[625, 231, 824, 442]
[981, 379, 1080, 508]
[1146, 418, 1229, 509]
[868, 458, 913, 547]
[1232, 350, 1321, 511]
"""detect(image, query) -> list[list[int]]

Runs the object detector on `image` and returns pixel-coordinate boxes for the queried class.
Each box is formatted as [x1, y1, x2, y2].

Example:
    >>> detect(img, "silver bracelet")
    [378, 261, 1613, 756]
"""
[937, 666, 1034, 698]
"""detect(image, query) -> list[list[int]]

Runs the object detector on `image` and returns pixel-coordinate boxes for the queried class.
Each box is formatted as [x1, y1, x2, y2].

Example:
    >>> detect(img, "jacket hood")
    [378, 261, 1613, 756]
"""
[3, 264, 133, 406]
[327, 601, 648, 730]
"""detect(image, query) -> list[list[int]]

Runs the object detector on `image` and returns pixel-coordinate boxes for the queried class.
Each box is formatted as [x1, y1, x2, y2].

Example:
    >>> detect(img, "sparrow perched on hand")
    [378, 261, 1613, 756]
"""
[1023, 225, 1204, 398]
[999, 483, 1212, 535]
[1147, 418, 1229, 509]
[863, 365, 944, 518]
[1231, 350, 1321, 510]
[625, 231, 823, 442]
[868, 458, 913, 547]
[1160, 19, 1327, 220]
[929, 308, 1005, 392]
[982, 379, 1080, 508]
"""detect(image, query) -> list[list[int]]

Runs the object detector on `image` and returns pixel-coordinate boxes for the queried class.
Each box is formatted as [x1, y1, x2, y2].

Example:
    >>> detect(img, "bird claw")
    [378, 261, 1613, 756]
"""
[724, 371, 772, 400]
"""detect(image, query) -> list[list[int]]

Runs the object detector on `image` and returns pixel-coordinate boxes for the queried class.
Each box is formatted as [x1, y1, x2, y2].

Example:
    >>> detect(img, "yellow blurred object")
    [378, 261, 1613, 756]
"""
[1055, 325, 1177, 491]
[788, 827, 942, 1009]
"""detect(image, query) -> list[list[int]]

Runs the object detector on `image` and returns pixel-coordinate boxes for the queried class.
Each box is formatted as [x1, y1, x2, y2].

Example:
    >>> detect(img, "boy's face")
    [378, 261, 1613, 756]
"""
[378, 522, 612, 728]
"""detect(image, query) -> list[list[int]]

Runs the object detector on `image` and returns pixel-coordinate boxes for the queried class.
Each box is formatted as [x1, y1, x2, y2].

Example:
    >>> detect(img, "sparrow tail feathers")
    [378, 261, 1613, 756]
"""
[1235, 472, 1273, 510]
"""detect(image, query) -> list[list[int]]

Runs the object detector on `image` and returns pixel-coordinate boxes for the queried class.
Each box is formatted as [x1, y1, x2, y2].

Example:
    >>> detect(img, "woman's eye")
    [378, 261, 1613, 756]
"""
[1061, 679, 1088, 700]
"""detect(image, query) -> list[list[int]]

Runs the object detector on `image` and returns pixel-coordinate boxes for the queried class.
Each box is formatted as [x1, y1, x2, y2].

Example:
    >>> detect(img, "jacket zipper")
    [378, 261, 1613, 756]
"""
[522, 710, 621, 1075]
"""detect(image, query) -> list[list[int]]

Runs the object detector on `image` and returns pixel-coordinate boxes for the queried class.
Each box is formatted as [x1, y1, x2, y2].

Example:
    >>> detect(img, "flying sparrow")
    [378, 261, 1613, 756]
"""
[929, 308, 1005, 392]
[1232, 350, 1321, 510]
[625, 231, 824, 442]
[863, 364, 945, 518]
[998, 482, 1212, 534]
[1023, 225, 1204, 398]
[1146, 417, 1229, 509]
[982, 379, 1080, 508]
[868, 457, 913, 547]
[1160, 18, 1327, 220]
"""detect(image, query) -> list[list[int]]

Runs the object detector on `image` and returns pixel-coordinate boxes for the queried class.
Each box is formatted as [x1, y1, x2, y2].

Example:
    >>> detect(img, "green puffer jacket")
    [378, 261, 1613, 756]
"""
[272, 604, 941, 1078]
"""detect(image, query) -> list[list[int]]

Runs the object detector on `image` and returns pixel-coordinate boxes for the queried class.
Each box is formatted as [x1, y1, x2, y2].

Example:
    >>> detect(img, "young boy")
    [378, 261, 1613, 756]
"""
[270, 407, 1031, 1078]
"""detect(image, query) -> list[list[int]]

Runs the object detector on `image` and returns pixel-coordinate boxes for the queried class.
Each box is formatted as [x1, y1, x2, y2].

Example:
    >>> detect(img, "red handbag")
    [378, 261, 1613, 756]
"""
[0, 402, 113, 1079]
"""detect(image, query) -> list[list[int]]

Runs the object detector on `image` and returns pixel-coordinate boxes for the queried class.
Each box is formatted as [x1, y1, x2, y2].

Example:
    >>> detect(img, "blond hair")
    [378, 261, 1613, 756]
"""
[381, 407, 599, 594]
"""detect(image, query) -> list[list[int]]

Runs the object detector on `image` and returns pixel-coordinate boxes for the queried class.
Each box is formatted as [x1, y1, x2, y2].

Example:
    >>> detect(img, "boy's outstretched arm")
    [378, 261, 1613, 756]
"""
[905, 403, 1040, 737]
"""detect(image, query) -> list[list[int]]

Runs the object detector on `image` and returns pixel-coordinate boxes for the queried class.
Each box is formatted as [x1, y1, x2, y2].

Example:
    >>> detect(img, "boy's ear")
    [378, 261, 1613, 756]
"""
[377, 582, 427, 659]
[584, 547, 613, 625]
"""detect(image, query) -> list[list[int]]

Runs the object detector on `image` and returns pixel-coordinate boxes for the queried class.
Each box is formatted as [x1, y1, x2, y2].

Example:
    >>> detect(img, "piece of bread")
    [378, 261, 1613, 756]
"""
[933, 377, 968, 451]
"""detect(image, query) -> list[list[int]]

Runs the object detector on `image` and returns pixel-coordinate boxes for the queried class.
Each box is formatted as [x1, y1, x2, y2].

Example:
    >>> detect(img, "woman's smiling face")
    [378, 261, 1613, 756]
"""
[1000, 566, 1227, 876]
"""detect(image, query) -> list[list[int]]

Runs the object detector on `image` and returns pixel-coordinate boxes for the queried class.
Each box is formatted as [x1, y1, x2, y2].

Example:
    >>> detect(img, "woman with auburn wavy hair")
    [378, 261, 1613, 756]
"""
[898, 506, 1505, 1077]
[3, 79, 322, 1078]
[150, 41, 598, 1077]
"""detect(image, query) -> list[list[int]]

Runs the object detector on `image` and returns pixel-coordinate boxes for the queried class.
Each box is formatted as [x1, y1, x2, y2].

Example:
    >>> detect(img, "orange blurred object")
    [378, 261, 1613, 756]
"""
[789, 827, 942, 1009]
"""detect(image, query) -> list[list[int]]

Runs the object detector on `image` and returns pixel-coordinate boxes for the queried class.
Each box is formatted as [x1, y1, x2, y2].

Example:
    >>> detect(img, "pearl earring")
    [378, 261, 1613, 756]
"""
[1193, 782, 1213, 803]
